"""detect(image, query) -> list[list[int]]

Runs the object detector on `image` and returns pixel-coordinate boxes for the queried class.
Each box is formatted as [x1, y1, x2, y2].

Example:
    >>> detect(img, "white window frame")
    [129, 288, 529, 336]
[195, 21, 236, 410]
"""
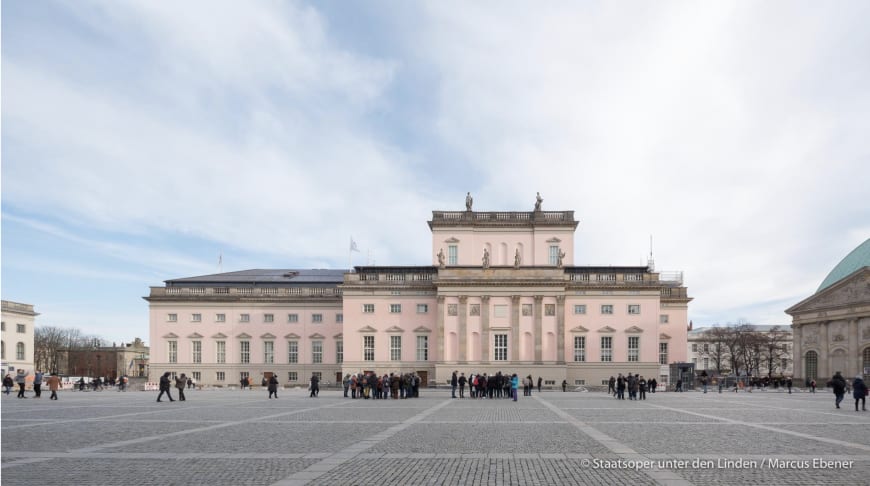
[390, 335, 402, 361]
[336, 314, 343, 323]
[216, 341, 226, 364]
[417, 304, 429, 314]
[288, 371, 298, 382]
[216, 313, 226, 323]
[601, 305, 613, 315]
[493, 334, 508, 361]
[448, 245, 458, 265]
[363, 304, 375, 313]
[628, 305, 640, 315]
[600, 336, 612, 362]
[168, 341, 177, 364]
[192, 341, 202, 363]
[363, 335, 375, 361]
[168, 313, 177, 322]
[312, 341, 323, 364]
[264, 313, 274, 323]
[336, 340, 343, 364]
[240, 314, 250, 323]
[288, 341, 298, 364]
[574, 305, 586, 315]
[573, 336, 586, 362]
[264, 341, 274, 364]
[659, 342, 669, 365]
[627, 336, 639, 362]
[216, 371, 225, 381]
[390, 304, 402, 314]
[240, 340, 250, 364]
[288, 313, 298, 323]
[312, 314, 323, 323]
[416, 335, 428, 361]
[659, 314, 669, 324]
[191, 313, 202, 322]
[16, 342, 25, 360]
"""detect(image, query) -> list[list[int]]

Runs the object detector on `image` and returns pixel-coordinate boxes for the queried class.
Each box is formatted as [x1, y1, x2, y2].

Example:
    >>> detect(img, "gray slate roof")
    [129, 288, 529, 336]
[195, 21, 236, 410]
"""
[166, 269, 347, 286]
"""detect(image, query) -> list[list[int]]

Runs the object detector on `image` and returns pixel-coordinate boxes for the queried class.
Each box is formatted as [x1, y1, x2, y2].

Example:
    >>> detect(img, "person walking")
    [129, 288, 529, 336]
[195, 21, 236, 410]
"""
[562, 380, 568, 392]
[15, 370, 28, 398]
[537, 376, 543, 393]
[608, 376, 616, 396]
[157, 372, 174, 402]
[451, 371, 458, 398]
[831, 372, 847, 409]
[786, 377, 793, 394]
[853, 375, 867, 412]
[511, 373, 519, 401]
[810, 379, 816, 393]
[268, 373, 279, 399]
[3, 374, 13, 395]
[175, 373, 187, 401]
[46, 372, 61, 400]
[33, 370, 44, 398]
[309, 373, 319, 398]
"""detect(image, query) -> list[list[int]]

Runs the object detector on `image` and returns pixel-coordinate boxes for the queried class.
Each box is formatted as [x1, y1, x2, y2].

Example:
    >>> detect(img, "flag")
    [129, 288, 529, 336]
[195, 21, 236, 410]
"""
[128, 359, 134, 370]
[350, 237, 360, 252]
[218, 253, 222, 266]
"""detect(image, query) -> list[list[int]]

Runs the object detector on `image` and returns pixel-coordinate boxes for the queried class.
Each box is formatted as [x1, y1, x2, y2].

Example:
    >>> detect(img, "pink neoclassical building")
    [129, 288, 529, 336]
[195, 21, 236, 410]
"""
[147, 197, 690, 387]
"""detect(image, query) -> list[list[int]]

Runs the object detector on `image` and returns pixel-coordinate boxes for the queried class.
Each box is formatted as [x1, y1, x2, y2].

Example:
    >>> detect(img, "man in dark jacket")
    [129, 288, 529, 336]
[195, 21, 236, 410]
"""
[852, 375, 867, 412]
[268, 374, 279, 399]
[451, 371, 458, 399]
[157, 372, 174, 402]
[309, 373, 319, 398]
[831, 372, 847, 409]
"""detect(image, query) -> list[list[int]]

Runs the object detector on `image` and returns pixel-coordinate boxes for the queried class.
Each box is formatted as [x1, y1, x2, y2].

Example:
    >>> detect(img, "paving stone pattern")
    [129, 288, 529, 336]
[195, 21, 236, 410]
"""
[2, 387, 869, 485]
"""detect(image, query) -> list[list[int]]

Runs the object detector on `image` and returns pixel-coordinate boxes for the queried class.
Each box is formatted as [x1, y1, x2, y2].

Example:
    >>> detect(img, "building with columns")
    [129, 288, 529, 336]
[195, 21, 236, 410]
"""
[786, 238, 870, 384]
[1, 300, 37, 376]
[147, 200, 691, 387]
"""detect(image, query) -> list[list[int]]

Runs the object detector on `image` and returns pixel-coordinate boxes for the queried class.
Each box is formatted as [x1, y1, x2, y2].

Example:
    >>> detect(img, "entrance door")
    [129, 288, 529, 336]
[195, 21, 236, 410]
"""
[417, 371, 428, 387]
[336, 372, 343, 383]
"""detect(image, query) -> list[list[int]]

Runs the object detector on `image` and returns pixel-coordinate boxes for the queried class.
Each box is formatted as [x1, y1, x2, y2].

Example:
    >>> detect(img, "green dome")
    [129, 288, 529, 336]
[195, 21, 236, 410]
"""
[817, 238, 870, 293]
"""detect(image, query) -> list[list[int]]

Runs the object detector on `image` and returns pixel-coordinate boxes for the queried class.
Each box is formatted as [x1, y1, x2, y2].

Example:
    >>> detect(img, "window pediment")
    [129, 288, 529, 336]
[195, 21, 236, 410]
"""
[211, 333, 228, 339]
[163, 333, 179, 339]
[236, 333, 252, 339]
[597, 326, 616, 333]
[385, 326, 404, 333]
[187, 333, 204, 339]
[358, 325, 378, 333]
[660, 333, 671, 340]
[333, 333, 343, 339]
[625, 326, 644, 334]
[309, 333, 325, 339]
[570, 326, 589, 333]
[444, 237, 460, 243]
[260, 333, 276, 340]
[546, 237, 562, 243]
[413, 326, 432, 333]
[284, 333, 301, 339]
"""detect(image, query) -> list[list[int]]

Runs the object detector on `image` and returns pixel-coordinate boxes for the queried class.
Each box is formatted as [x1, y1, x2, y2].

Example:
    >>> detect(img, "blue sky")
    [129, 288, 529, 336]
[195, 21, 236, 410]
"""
[3, 1, 869, 344]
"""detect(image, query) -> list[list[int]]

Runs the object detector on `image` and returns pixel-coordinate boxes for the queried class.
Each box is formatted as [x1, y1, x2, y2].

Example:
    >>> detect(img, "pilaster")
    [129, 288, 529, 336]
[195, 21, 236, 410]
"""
[534, 295, 543, 364]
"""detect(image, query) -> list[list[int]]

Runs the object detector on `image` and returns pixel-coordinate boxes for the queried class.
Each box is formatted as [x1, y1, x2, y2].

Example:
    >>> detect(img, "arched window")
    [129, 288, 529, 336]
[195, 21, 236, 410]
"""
[16, 342, 25, 361]
[805, 351, 818, 380]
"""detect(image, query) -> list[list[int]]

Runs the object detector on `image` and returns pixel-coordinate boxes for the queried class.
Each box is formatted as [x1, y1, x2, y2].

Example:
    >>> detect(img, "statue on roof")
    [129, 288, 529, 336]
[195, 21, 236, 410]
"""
[465, 192, 473, 211]
[557, 248, 565, 268]
[437, 248, 446, 268]
[534, 192, 543, 211]
[514, 249, 521, 269]
[482, 248, 490, 269]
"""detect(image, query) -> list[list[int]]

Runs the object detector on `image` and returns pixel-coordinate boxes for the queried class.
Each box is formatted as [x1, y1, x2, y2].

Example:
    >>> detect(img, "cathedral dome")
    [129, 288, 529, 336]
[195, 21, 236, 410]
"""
[817, 238, 870, 293]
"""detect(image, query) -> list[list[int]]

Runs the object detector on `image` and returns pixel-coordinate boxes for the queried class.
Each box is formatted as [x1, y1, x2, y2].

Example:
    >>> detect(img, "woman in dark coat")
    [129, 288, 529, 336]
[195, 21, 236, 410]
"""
[175, 373, 187, 401]
[853, 375, 867, 412]
[157, 372, 174, 402]
[268, 374, 279, 399]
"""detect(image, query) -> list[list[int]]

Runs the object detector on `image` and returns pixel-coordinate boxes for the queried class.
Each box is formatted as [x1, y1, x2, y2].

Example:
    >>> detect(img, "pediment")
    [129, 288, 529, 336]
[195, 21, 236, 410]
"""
[187, 333, 204, 339]
[162, 333, 179, 339]
[358, 325, 378, 333]
[546, 237, 562, 243]
[284, 333, 301, 339]
[211, 333, 228, 339]
[260, 333, 276, 340]
[625, 326, 644, 333]
[309, 333, 325, 339]
[787, 269, 870, 315]
[570, 326, 589, 333]
[413, 326, 432, 333]
[236, 333, 252, 339]
[444, 237, 460, 243]
[333, 333, 343, 339]
[660, 333, 671, 340]
[597, 326, 616, 333]
[385, 326, 404, 333]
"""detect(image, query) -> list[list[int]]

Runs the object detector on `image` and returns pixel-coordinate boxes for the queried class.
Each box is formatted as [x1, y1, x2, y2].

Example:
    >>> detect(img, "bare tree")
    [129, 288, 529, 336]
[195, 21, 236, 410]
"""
[761, 326, 790, 377]
[697, 326, 730, 374]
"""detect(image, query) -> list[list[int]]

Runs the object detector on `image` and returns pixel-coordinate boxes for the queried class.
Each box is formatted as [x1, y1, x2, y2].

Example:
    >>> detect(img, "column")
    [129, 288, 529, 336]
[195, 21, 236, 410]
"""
[458, 296, 468, 363]
[556, 295, 565, 364]
[819, 321, 829, 379]
[849, 318, 859, 377]
[437, 296, 445, 362]
[534, 295, 543, 364]
[511, 295, 520, 363]
[792, 324, 802, 382]
[481, 295, 490, 362]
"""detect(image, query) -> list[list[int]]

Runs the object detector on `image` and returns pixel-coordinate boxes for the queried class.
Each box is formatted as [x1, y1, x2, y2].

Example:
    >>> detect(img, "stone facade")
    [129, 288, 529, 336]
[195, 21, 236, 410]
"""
[1, 300, 37, 376]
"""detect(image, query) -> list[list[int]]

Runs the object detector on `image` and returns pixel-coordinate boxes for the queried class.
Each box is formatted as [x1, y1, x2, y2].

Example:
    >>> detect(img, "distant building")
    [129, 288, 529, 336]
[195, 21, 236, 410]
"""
[146, 198, 691, 387]
[687, 325, 792, 377]
[786, 238, 870, 384]
[61, 338, 150, 379]
[1, 300, 38, 375]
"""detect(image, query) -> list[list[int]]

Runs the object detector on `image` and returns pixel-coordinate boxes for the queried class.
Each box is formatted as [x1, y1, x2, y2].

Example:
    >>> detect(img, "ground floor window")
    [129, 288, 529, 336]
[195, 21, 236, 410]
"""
[493, 334, 508, 361]
[805, 350, 818, 380]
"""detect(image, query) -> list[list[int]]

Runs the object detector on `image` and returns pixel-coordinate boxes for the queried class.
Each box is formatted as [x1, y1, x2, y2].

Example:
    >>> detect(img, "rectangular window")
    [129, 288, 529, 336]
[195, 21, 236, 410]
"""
[168, 313, 177, 322]
[336, 313, 343, 323]
[416, 335, 428, 361]
[363, 304, 375, 313]
[312, 341, 323, 364]
[692, 343, 698, 352]
[659, 314, 669, 324]
[573, 336, 586, 362]
[448, 304, 458, 316]
[216, 341, 226, 364]
[1, 321, 5, 331]
[240, 340, 250, 364]
[628, 336, 639, 362]
[16, 344, 25, 360]
[628, 305, 640, 315]
[168, 341, 177, 363]
[469, 304, 480, 316]
[192, 341, 202, 363]
[191, 313, 202, 322]
[336, 341, 343, 364]
[288, 372, 298, 382]
[544, 304, 555, 316]
[312, 314, 323, 323]
[703, 343, 709, 352]
[704, 357, 709, 369]
[16, 324, 26, 333]
[264, 341, 274, 364]
[417, 304, 429, 314]
[493, 334, 508, 361]
[364, 335, 375, 361]
[600, 336, 612, 362]
[264, 313, 274, 323]
[312, 372, 322, 381]
[549, 245, 559, 265]
[574, 305, 586, 315]
[575, 380, 586, 385]
[494, 305, 508, 318]
[390, 304, 402, 314]
[448, 245, 458, 265]
[659, 342, 669, 365]
[390, 335, 402, 361]
[601, 305, 613, 315]
[216, 371, 225, 381]
[240, 313, 250, 323]
[192, 371, 201, 382]
[216, 313, 226, 323]
[288, 314, 298, 323]
[288, 341, 298, 363]
[240, 371, 249, 382]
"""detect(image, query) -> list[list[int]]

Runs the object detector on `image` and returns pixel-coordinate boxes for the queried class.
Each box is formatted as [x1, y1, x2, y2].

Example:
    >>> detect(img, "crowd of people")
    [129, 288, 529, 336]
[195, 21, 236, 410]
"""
[341, 372, 423, 399]
[607, 373, 655, 400]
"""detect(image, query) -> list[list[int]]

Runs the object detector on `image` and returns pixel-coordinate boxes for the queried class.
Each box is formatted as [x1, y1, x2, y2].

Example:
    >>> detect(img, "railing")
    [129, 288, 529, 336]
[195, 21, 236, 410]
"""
[154, 287, 342, 298]
[346, 271, 437, 284]
[659, 271, 683, 284]
[430, 211, 575, 225]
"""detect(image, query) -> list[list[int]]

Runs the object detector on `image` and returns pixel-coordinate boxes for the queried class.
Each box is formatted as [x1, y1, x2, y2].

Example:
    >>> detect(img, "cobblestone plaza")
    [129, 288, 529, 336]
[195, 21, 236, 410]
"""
[2, 388, 868, 485]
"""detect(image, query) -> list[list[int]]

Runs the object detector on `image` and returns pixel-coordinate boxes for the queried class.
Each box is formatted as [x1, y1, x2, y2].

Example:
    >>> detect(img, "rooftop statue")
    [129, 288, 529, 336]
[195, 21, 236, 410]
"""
[437, 248, 446, 268]
[534, 192, 543, 211]
[514, 249, 521, 269]
[482, 248, 490, 269]
[465, 192, 473, 211]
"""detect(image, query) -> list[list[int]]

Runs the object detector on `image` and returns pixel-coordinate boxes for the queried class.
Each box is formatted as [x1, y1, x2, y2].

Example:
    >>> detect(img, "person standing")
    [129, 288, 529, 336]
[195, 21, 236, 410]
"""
[786, 377, 793, 395]
[175, 373, 187, 401]
[458, 373, 467, 398]
[649, 377, 657, 394]
[853, 375, 867, 411]
[309, 373, 319, 398]
[15, 370, 28, 398]
[3, 374, 13, 395]
[33, 370, 44, 398]
[831, 372, 847, 409]
[157, 372, 174, 402]
[46, 372, 61, 400]
[537, 376, 543, 393]
[562, 380, 568, 392]
[810, 379, 816, 393]
[638, 376, 647, 400]
[511, 373, 519, 401]
[268, 373, 279, 399]
[451, 371, 458, 399]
